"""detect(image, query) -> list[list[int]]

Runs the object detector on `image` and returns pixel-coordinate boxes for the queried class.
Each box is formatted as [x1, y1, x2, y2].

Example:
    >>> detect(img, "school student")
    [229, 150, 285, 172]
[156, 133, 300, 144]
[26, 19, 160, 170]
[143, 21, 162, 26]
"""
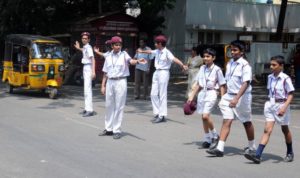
[187, 48, 226, 148]
[207, 40, 256, 157]
[97, 36, 146, 139]
[244, 55, 295, 164]
[137, 35, 188, 123]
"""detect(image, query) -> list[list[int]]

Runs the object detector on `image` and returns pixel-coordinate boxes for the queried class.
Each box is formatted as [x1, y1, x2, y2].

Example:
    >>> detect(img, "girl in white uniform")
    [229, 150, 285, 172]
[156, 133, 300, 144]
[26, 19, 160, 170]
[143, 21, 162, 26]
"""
[98, 36, 145, 139]
[187, 48, 226, 149]
[244, 55, 295, 164]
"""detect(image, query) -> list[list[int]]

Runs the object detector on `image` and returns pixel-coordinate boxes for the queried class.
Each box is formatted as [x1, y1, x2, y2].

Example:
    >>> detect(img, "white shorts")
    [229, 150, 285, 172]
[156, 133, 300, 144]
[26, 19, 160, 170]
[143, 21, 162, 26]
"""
[197, 90, 217, 114]
[219, 93, 252, 123]
[264, 101, 290, 125]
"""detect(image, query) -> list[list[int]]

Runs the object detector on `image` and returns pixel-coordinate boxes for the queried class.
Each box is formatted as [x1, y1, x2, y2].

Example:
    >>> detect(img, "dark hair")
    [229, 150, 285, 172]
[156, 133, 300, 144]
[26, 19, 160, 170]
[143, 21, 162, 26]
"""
[230, 40, 246, 52]
[203, 48, 216, 57]
[271, 55, 285, 65]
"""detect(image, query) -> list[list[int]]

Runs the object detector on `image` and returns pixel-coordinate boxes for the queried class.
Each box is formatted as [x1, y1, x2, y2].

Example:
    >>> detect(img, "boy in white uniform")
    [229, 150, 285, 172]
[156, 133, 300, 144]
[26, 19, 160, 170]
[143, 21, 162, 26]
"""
[74, 32, 96, 117]
[97, 36, 146, 139]
[187, 48, 226, 149]
[244, 55, 295, 164]
[207, 40, 256, 157]
[137, 35, 188, 123]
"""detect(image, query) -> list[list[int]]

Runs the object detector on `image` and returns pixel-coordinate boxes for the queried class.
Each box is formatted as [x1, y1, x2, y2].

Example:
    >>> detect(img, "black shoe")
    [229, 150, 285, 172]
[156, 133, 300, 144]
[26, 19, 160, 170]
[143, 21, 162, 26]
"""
[200, 141, 211, 149]
[209, 135, 219, 150]
[244, 152, 261, 164]
[82, 111, 94, 117]
[244, 147, 256, 155]
[79, 110, 87, 115]
[134, 96, 140, 100]
[113, 133, 122, 139]
[284, 153, 294, 162]
[98, 130, 113, 136]
[206, 148, 224, 157]
[152, 116, 166, 123]
[151, 115, 159, 122]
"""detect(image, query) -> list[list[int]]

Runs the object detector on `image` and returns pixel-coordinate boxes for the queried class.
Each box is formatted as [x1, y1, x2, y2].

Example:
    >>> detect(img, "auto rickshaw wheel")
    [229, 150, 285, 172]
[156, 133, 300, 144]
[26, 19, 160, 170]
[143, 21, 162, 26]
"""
[6, 82, 13, 94]
[49, 88, 58, 99]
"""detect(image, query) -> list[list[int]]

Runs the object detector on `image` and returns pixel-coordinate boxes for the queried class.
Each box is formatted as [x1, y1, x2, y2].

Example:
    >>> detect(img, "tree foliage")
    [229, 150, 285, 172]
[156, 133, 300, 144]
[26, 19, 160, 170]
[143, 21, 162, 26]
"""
[0, 0, 175, 38]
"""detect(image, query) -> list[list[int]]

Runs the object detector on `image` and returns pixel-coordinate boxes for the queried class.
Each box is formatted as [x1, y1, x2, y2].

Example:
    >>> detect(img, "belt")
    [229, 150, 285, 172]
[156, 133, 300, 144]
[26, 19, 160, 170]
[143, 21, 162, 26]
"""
[207, 88, 215, 90]
[109, 77, 127, 80]
[275, 99, 286, 103]
[227, 93, 237, 95]
[156, 69, 169, 71]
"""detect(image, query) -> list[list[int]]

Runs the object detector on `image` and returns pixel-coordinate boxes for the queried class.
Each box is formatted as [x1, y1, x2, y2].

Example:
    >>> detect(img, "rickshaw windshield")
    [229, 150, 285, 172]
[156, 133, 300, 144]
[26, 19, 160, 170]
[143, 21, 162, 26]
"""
[31, 43, 63, 59]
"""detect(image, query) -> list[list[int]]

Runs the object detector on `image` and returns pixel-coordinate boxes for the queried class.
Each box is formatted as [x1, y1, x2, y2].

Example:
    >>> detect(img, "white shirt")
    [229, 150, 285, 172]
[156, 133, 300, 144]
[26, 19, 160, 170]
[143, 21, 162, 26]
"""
[267, 72, 295, 99]
[151, 47, 175, 70]
[102, 51, 131, 78]
[225, 57, 252, 94]
[196, 64, 226, 90]
[81, 44, 94, 64]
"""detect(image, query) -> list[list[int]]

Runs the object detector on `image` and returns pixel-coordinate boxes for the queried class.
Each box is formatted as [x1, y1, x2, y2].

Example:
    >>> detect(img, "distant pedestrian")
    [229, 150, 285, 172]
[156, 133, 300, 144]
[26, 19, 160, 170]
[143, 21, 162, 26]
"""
[207, 40, 256, 157]
[244, 55, 295, 164]
[98, 36, 146, 139]
[187, 48, 225, 149]
[74, 32, 96, 117]
[137, 35, 188, 123]
[186, 47, 203, 99]
[133, 39, 153, 100]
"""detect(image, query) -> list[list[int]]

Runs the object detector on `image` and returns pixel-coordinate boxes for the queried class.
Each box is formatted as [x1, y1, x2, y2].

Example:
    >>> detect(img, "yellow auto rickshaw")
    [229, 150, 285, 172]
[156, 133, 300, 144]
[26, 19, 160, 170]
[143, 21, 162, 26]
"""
[2, 34, 64, 99]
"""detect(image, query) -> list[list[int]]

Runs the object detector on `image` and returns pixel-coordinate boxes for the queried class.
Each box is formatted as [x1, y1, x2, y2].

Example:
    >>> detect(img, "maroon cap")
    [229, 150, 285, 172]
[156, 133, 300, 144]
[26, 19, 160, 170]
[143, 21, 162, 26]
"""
[155, 35, 167, 43]
[110, 36, 122, 44]
[183, 101, 197, 115]
[81, 32, 90, 37]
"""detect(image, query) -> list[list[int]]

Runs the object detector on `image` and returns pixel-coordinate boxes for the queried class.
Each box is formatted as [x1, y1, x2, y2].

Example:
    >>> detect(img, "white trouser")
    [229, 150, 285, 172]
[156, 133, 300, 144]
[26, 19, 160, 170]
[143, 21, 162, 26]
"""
[105, 78, 127, 133]
[83, 64, 93, 112]
[151, 70, 169, 117]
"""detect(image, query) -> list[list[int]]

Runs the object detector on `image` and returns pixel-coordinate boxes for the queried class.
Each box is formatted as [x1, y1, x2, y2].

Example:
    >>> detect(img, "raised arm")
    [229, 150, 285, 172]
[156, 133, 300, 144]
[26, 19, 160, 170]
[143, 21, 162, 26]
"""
[74, 41, 82, 51]
[94, 47, 104, 57]
[173, 57, 188, 71]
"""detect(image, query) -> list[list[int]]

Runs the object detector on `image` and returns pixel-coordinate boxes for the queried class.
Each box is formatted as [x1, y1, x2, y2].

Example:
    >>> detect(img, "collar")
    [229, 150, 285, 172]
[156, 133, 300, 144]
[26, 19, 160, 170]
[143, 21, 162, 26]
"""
[158, 47, 167, 53]
[233, 57, 245, 64]
[205, 63, 215, 70]
[112, 50, 122, 56]
[271, 71, 284, 80]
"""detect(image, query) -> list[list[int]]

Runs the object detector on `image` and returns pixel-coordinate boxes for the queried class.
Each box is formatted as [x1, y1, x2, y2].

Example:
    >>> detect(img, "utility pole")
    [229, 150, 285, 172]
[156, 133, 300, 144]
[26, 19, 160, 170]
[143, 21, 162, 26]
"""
[98, 0, 102, 14]
[275, 0, 288, 41]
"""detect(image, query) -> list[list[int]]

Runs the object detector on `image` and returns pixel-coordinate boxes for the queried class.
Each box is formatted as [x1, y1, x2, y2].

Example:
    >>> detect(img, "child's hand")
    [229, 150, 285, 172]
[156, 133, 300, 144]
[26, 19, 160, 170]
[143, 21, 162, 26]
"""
[182, 65, 188, 71]
[138, 58, 147, 64]
[277, 107, 286, 116]
[74, 41, 80, 49]
[94, 47, 100, 53]
[101, 86, 106, 95]
[229, 97, 238, 108]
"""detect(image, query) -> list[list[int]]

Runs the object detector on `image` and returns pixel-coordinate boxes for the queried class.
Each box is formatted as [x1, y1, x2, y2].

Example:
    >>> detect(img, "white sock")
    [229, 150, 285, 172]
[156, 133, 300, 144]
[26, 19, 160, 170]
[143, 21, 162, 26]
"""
[248, 140, 256, 150]
[216, 140, 225, 152]
[204, 133, 211, 143]
[210, 128, 218, 139]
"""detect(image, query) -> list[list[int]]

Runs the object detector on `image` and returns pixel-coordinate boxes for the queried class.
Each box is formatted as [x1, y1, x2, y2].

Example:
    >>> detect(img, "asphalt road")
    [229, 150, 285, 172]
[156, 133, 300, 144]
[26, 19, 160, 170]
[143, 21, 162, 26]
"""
[0, 82, 299, 178]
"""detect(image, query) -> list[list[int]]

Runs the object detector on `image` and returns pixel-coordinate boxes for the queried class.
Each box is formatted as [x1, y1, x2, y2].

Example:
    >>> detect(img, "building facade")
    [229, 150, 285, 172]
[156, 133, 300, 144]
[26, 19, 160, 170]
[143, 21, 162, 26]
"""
[163, 0, 300, 75]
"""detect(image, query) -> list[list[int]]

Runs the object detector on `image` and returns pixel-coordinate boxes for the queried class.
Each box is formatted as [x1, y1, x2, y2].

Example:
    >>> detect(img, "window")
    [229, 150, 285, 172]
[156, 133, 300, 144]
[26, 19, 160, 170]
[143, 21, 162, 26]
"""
[198, 31, 221, 44]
